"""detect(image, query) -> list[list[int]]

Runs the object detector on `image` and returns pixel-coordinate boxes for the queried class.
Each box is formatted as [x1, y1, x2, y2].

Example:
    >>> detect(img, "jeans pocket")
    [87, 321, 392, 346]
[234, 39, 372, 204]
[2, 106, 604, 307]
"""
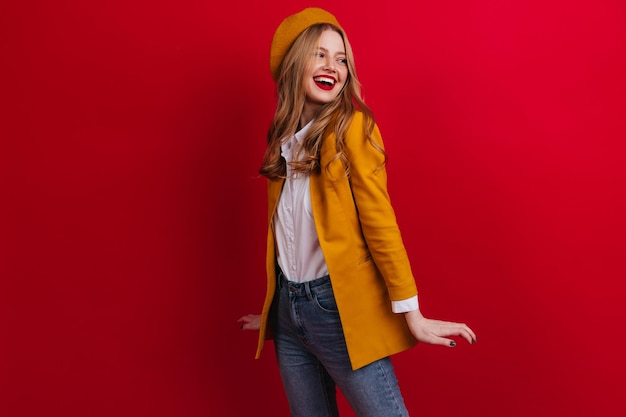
[313, 287, 339, 313]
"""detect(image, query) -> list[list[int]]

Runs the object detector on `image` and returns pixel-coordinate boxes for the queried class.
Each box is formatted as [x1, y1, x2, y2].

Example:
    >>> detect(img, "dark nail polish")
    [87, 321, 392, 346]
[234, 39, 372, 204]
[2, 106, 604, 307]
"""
[449, 341, 456, 347]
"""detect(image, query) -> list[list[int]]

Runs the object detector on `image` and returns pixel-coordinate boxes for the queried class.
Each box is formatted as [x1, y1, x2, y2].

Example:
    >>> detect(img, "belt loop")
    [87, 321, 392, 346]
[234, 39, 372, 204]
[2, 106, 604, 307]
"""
[304, 281, 313, 300]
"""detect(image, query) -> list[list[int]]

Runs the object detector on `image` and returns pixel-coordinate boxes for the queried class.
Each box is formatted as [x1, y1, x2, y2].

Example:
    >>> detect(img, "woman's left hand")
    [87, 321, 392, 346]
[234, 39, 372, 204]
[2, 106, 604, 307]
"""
[404, 310, 477, 347]
[238, 314, 261, 331]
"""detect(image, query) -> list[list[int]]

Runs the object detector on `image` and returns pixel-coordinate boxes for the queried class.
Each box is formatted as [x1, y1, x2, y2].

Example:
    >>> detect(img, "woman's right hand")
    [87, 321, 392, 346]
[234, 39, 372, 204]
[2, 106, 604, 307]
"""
[404, 309, 477, 347]
[238, 314, 261, 330]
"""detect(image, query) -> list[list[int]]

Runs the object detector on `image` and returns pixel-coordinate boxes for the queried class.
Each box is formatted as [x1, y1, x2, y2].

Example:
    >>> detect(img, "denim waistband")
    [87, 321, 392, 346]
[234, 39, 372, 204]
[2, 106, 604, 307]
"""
[277, 266, 331, 297]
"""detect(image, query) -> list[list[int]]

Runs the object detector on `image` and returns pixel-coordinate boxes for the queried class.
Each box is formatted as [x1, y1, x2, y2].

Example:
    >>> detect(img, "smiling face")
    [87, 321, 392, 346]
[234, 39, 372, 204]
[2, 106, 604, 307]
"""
[301, 28, 349, 122]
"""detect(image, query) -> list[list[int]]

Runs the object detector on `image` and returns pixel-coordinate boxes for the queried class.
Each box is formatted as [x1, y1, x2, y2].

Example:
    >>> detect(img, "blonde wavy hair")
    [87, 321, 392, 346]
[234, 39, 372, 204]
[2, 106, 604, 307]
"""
[260, 23, 385, 180]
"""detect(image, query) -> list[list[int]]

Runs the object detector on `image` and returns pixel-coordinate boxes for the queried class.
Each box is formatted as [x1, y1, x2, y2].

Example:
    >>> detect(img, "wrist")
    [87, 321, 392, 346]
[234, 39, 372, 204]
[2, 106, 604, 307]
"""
[404, 309, 424, 321]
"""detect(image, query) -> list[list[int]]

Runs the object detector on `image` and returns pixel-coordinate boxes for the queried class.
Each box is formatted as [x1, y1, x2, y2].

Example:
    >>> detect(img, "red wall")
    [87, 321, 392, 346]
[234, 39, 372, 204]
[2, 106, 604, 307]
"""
[3, 0, 625, 416]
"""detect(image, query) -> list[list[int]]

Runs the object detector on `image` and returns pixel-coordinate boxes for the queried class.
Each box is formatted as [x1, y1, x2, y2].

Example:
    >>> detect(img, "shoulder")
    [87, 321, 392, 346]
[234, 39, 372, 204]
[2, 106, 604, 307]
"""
[346, 111, 368, 134]
[342, 112, 386, 170]
[345, 111, 384, 148]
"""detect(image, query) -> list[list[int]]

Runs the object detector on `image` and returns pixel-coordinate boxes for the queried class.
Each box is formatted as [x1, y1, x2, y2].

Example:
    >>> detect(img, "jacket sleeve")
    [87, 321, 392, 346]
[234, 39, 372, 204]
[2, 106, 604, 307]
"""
[343, 112, 418, 302]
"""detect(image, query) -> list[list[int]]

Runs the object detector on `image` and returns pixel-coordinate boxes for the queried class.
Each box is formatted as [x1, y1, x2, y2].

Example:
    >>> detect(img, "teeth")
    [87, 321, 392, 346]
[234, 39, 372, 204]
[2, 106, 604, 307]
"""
[314, 76, 335, 85]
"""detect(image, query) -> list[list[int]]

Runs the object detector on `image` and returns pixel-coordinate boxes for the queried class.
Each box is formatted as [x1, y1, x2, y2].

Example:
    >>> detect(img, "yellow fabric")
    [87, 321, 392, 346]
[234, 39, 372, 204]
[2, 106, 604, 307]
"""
[256, 112, 418, 370]
[270, 7, 342, 81]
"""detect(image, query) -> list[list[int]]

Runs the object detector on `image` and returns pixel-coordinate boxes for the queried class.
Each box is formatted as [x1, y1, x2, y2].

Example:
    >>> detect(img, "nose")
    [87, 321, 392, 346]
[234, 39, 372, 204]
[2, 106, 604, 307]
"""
[324, 57, 336, 72]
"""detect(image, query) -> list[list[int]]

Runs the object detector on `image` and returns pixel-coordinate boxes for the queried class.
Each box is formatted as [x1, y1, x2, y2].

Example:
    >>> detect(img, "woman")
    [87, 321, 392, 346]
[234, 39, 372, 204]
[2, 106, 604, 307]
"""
[239, 7, 477, 417]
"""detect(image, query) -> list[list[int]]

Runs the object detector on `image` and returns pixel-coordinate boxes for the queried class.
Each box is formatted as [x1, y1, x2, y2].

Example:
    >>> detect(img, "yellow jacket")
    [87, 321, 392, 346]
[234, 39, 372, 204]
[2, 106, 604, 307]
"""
[256, 112, 418, 370]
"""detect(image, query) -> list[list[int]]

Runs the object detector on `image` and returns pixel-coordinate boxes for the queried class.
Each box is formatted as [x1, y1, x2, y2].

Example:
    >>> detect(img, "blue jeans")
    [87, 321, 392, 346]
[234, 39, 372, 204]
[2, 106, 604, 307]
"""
[271, 269, 409, 417]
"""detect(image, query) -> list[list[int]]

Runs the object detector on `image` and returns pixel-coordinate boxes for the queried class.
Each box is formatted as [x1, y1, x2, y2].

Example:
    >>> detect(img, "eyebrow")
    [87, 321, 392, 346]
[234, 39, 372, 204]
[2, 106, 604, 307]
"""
[315, 46, 346, 55]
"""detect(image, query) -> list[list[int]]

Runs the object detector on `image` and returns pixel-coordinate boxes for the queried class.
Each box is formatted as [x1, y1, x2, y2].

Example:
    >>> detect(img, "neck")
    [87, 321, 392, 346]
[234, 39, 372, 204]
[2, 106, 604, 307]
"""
[299, 113, 313, 130]
[300, 102, 319, 130]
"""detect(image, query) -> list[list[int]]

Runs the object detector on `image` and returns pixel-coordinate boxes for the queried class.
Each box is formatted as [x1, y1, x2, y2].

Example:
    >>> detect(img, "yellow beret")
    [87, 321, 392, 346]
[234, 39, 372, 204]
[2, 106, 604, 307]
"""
[270, 7, 342, 82]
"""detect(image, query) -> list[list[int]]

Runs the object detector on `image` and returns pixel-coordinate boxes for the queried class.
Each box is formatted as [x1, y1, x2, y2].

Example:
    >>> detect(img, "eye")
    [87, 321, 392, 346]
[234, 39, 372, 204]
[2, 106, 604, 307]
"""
[316, 52, 325, 58]
[337, 58, 347, 65]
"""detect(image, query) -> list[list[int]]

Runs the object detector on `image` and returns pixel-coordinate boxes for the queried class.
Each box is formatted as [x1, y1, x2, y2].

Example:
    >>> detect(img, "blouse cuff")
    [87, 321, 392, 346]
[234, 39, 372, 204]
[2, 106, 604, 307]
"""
[391, 295, 419, 313]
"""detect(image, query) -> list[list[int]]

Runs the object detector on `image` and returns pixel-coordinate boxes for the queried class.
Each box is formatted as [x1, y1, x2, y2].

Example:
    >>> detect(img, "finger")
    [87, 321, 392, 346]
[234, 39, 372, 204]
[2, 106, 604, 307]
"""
[436, 323, 477, 345]
[441, 325, 473, 344]
[467, 326, 477, 343]
[237, 314, 256, 323]
[454, 324, 477, 344]
[240, 320, 254, 330]
[238, 315, 261, 330]
[430, 336, 457, 347]
[242, 322, 260, 331]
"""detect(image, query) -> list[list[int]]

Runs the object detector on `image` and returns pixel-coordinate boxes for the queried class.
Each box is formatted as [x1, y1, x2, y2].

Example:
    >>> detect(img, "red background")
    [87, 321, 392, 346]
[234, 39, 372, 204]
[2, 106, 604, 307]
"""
[3, 0, 625, 416]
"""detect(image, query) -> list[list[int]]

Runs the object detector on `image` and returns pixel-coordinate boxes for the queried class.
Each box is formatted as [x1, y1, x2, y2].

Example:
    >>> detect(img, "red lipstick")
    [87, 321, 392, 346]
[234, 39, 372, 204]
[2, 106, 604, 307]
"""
[313, 76, 336, 91]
